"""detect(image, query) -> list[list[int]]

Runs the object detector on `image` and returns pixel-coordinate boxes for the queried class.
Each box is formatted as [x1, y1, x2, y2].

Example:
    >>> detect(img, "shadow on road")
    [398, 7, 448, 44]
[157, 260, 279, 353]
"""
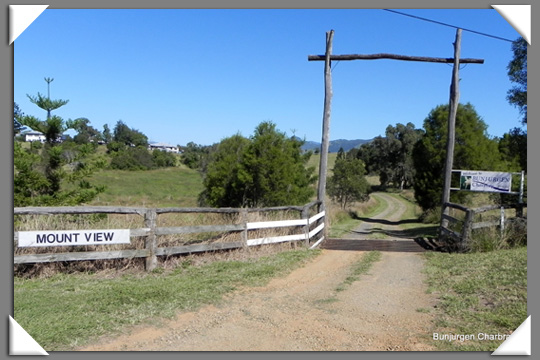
[322, 237, 444, 252]
[349, 225, 439, 240]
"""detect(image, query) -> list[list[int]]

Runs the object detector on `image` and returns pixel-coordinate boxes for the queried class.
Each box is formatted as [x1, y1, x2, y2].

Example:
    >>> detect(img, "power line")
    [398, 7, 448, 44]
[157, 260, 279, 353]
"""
[383, 9, 515, 43]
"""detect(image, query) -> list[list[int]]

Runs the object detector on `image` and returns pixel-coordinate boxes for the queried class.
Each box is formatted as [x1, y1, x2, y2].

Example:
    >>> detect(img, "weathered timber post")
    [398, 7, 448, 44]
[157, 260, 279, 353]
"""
[440, 28, 462, 234]
[144, 209, 158, 271]
[317, 29, 334, 238]
[241, 208, 248, 247]
[461, 207, 474, 252]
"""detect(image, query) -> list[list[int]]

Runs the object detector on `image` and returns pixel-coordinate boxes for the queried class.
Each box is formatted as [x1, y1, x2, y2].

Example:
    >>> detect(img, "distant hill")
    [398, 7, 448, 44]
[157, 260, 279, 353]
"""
[299, 138, 373, 153]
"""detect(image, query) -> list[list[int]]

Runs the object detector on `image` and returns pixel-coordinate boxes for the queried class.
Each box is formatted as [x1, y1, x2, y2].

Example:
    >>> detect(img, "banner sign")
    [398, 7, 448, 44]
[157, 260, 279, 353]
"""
[459, 171, 512, 193]
[17, 229, 131, 247]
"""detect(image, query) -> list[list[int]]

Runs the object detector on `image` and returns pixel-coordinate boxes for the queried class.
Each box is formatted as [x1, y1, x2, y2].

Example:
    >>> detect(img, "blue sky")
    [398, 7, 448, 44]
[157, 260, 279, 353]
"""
[14, 8, 525, 146]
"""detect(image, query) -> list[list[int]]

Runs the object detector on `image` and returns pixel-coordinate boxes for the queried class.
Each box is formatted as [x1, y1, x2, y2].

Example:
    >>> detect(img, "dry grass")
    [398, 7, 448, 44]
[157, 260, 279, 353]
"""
[14, 207, 316, 278]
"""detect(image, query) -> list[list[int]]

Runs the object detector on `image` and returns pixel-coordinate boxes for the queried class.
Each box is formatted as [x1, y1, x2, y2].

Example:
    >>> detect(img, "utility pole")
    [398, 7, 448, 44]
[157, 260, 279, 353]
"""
[440, 29, 462, 228]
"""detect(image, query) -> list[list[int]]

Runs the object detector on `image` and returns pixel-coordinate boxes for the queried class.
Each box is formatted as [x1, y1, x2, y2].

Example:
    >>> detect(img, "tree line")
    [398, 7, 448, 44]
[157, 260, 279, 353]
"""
[14, 37, 526, 215]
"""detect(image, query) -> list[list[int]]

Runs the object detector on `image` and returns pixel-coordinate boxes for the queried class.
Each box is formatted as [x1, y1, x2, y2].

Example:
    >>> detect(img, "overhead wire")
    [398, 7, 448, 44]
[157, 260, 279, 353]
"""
[382, 9, 515, 43]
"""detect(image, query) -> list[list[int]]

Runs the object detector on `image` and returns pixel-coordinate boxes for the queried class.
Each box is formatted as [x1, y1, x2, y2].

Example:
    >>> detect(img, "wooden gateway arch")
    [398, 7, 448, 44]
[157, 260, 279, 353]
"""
[308, 29, 484, 239]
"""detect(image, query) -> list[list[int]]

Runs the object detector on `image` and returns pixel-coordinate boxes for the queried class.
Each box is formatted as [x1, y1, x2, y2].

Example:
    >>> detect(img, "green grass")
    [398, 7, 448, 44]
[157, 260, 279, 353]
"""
[329, 191, 440, 240]
[423, 246, 527, 351]
[328, 194, 385, 238]
[306, 152, 338, 176]
[87, 166, 204, 207]
[14, 248, 321, 351]
[384, 192, 439, 237]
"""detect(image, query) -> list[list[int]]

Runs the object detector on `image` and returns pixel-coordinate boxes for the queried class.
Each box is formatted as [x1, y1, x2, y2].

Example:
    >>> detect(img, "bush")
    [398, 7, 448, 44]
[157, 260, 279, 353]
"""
[152, 150, 177, 168]
[110, 147, 154, 170]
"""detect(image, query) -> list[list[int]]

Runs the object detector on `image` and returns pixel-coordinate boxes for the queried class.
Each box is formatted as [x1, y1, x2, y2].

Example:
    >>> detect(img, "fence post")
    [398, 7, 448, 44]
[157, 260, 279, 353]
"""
[241, 208, 248, 247]
[302, 204, 310, 247]
[461, 208, 474, 252]
[144, 209, 158, 271]
[500, 206, 505, 238]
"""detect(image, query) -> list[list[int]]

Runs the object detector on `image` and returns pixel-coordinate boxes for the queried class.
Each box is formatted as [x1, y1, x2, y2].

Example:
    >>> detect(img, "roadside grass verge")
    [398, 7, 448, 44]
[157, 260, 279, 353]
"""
[422, 246, 527, 351]
[14, 248, 321, 351]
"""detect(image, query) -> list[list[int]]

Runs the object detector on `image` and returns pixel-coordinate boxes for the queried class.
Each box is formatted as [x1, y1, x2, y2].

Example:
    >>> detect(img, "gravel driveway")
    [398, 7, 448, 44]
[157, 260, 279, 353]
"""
[81, 193, 439, 351]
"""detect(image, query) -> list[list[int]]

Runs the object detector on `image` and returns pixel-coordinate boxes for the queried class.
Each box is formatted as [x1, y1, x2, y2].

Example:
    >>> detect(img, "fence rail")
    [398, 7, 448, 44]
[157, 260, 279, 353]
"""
[440, 202, 526, 251]
[14, 201, 325, 271]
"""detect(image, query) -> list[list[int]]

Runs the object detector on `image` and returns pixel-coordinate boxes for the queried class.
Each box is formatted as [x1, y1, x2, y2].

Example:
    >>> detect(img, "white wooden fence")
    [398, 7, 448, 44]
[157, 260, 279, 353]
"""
[14, 201, 325, 271]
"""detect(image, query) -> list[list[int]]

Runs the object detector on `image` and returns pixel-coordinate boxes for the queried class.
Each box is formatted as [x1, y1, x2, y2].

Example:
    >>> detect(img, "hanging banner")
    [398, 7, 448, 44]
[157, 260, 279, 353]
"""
[459, 171, 512, 193]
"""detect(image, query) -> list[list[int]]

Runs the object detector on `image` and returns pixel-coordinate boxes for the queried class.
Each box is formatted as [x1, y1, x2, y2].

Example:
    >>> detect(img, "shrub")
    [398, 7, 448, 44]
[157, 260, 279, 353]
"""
[152, 150, 177, 168]
[110, 147, 154, 170]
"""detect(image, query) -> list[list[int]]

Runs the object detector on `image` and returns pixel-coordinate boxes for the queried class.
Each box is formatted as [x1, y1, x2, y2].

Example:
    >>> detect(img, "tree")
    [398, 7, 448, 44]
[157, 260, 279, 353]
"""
[102, 124, 112, 144]
[13, 142, 49, 206]
[199, 122, 316, 208]
[507, 37, 527, 124]
[241, 122, 316, 207]
[15, 86, 104, 206]
[67, 117, 102, 145]
[413, 103, 503, 211]
[199, 134, 250, 208]
[327, 148, 370, 209]
[14, 102, 24, 136]
[181, 142, 209, 169]
[355, 122, 422, 189]
[27, 92, 69, 120]
[18, 92, 73, 195]
[113, 120, 148, 147]
[499, 127, 527, 172]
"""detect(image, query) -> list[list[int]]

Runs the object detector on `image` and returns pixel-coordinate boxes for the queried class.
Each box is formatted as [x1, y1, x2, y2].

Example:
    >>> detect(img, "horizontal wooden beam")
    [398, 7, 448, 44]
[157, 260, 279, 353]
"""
[155, 242, 244, 256]
[440, 226, 462, 240]
[308, 53, 484, 64]
[155, 224, 244, 235]
[14, 206, 146, 215]
[14, 249, 149, 264]
[441, 214, 462, 225]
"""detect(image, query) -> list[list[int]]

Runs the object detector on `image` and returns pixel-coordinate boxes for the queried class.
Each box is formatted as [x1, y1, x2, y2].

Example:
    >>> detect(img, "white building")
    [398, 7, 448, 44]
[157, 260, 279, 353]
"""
[148, 142, 180, 153]
[24, 131, 46, 143]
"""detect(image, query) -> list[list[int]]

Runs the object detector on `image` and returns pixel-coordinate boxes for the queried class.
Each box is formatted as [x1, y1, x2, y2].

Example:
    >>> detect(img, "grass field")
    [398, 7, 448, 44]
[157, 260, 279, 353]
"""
[87, 166, 204, 207]
[422, 246, 527, 351]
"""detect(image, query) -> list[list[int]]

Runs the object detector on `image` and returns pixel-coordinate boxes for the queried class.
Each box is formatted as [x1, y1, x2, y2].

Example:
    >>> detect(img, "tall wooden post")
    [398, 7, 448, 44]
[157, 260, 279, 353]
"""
[440, 28, 462, 228]
[317, 30, 334, 212]
[317, 30, 334, 239]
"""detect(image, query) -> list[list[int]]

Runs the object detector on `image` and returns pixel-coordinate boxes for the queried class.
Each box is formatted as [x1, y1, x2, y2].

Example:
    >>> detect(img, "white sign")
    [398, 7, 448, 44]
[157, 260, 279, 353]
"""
[17, 229, 131, 247]
[460, 171, 512, 193]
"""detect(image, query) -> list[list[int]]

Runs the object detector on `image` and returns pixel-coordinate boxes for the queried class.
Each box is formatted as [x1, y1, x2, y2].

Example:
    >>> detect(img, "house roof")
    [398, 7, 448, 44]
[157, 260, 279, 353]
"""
[24, 131, 44, 136]
[149, 142, 177, 148]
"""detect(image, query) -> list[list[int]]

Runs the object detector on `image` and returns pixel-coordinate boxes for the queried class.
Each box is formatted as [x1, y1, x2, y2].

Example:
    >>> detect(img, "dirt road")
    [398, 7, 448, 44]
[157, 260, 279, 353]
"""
[348, 192, 412, 240]
[81, 193, 439, 351]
